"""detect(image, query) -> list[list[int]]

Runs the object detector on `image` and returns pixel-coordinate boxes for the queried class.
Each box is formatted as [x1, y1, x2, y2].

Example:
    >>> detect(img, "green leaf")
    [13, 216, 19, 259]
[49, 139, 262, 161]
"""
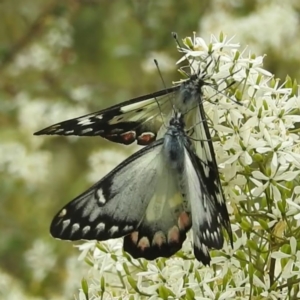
[247, 240, 259, 251]
[277, 201, 286, 214]
[248, 262, 255, 279]
[127, 276, 138, 291]
[235, 89, 243, 101]
[240, 218, 252, 232]
[123, 262, 130, 275]
[183, 37, 193, 49]
[186, 288, 195, 300]
[285, 75, 292, 88]
[256, 73, 262, 85]
[100, 276, 105, 291]
[253, 153, 264, 163]
[233, 50, 240, 61]
[157, 286, 175, 299]
[235, 250, 247, 262]
[219, 32, 224, 42]
[81, 278, 89, 300]
[292, 79, 298, 96]
[195, 269, 201, 283]
[257, 218, 269, 231]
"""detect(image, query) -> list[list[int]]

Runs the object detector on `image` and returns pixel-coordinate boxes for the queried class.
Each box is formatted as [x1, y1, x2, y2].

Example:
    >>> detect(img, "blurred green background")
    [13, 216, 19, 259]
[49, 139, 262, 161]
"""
[1, 0, 300, 299]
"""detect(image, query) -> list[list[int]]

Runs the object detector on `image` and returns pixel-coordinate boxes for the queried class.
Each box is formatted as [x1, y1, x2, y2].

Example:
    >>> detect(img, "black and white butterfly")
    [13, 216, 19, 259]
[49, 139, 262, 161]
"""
[34, 61, 233, 203]
[50, 112, 233, 264]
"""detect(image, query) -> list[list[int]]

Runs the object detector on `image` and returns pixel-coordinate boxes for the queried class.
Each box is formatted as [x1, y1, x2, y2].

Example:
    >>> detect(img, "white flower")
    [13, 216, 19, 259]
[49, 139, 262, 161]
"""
[251, 165, 299, 201]
[0, 142, 52, 187]
[24, 239, 56, 282]
[200, 1, 299, 57]
[271, 237, 300, 280]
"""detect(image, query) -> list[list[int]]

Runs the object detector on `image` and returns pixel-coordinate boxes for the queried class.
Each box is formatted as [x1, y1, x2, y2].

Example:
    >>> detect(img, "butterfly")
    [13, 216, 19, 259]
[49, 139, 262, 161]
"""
[34, 61, 232, 205]
[50, 112, 233, 264]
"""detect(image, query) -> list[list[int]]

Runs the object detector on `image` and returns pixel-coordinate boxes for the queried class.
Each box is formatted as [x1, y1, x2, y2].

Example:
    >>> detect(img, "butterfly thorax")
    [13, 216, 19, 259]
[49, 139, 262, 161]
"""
[176, 75, 205, 113]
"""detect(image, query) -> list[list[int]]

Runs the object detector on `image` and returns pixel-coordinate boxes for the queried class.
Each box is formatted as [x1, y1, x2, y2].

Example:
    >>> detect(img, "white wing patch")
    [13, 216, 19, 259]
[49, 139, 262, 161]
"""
[119, 99, 156, 113]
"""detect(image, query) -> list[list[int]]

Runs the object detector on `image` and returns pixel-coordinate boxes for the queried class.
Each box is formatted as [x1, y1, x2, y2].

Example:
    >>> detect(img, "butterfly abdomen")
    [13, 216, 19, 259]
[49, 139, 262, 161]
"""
[163, 125, 186, 172]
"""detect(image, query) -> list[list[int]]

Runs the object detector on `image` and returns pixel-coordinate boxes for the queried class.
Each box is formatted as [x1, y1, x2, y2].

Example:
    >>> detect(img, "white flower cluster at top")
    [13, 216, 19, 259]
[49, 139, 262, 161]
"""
[76, 33, 300, 299]
[200, 0, 300, 63]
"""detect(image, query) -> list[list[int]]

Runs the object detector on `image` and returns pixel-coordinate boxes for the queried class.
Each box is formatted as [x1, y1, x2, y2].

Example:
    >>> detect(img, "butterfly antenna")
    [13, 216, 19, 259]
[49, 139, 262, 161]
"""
[172, 32, 182, 49]
[153, 59, 170, 129]
[154, 59, 167, 90]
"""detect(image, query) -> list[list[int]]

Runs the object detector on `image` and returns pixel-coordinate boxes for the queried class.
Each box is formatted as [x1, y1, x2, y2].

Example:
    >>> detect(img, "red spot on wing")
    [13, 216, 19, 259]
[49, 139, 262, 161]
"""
[120, 131, 136, 143]
[104, 133, 134, 145]
[137, 132, 156, 145]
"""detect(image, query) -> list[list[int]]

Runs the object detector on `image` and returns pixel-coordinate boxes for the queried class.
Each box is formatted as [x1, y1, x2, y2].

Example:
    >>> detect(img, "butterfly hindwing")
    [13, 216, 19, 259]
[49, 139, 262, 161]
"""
[123, 176, 191, 260]
[50, 126, 193, 260]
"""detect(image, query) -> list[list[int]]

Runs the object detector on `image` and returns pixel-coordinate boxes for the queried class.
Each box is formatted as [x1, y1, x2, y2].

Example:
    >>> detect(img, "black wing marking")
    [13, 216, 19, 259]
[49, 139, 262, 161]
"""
[194, 103, 233, 243]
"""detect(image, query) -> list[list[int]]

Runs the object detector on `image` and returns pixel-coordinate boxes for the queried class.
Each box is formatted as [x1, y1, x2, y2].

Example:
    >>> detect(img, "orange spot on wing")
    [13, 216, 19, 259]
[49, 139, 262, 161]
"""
[168, 226, 180, 243]
[152, 231, 166, 247]
[130, 232, 139, 244]
[138, 237, 150, 251]
[178, 212, 191, 230]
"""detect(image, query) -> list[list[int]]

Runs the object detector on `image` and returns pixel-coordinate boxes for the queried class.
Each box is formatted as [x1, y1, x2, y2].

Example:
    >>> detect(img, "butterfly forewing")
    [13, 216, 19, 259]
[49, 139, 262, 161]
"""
[50, 142, 164, 240]
[34, 72, 214, 145]
[192, 104, 233, 238]
[35, 86, 181, 145]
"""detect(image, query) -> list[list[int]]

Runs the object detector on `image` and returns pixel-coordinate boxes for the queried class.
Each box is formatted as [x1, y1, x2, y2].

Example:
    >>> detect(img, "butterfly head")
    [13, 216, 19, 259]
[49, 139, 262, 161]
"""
[169, 112, 185, 130]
